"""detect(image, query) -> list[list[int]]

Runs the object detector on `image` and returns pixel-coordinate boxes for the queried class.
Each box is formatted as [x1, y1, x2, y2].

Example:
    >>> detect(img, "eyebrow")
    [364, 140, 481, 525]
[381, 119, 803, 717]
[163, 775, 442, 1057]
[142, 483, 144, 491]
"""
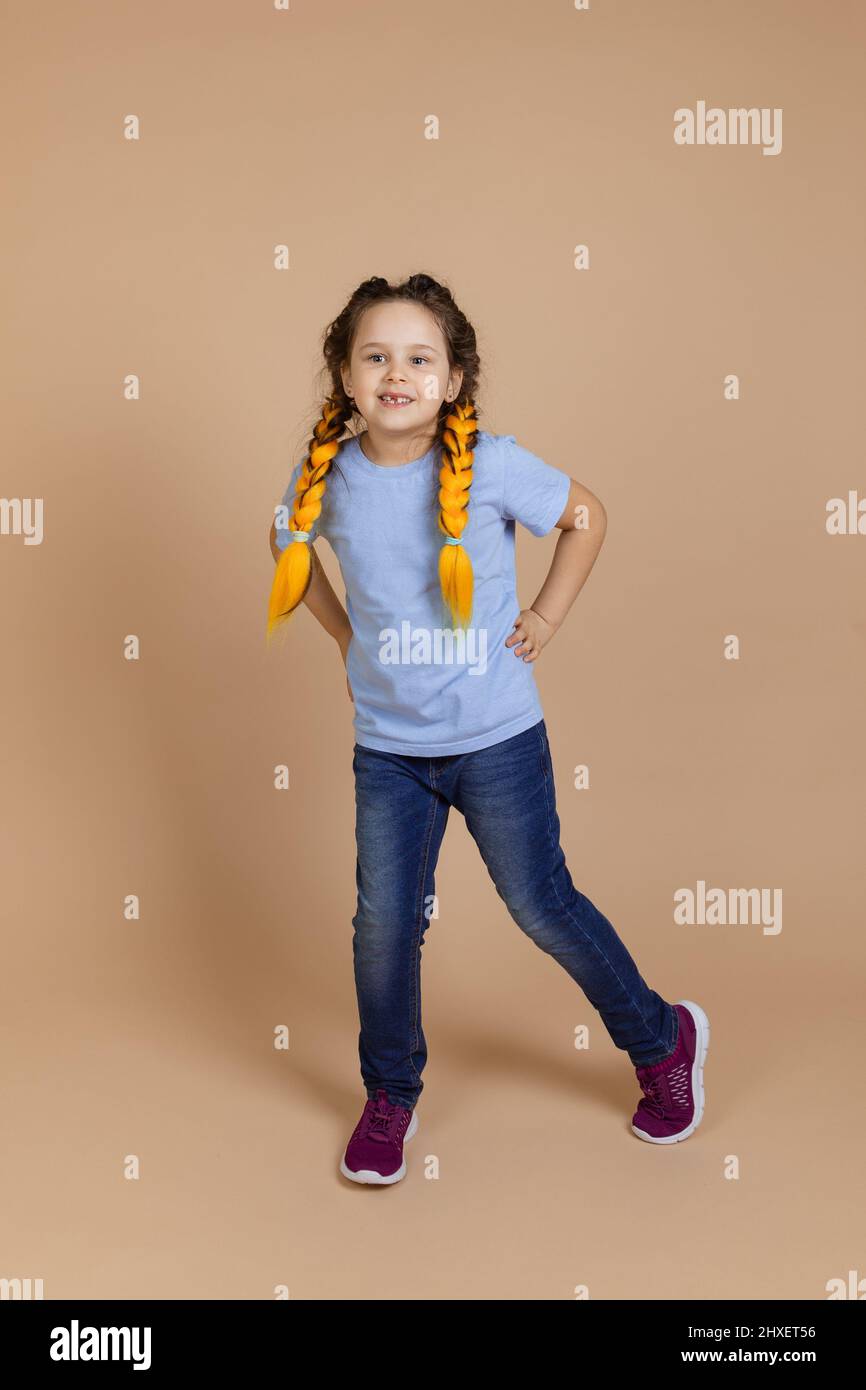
[358, 342, 440, 353]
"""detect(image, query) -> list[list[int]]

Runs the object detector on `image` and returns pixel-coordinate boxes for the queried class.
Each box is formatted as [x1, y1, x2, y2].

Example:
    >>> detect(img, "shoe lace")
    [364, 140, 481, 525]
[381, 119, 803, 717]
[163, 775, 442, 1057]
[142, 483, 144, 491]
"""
[365, 1093, 406, 1142]
[638, 1072, 668, 1118]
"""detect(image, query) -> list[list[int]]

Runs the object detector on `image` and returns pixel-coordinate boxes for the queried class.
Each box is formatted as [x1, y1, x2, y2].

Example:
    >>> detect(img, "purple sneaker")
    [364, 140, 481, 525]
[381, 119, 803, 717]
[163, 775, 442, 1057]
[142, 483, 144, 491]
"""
[631, 1000, 710, 1143]
[340, 1088, 419, 1185]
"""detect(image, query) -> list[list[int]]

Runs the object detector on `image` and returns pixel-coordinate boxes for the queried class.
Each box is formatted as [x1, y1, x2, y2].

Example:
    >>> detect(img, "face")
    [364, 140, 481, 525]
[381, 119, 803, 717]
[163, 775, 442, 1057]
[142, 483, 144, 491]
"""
[341, 300, 463, 444]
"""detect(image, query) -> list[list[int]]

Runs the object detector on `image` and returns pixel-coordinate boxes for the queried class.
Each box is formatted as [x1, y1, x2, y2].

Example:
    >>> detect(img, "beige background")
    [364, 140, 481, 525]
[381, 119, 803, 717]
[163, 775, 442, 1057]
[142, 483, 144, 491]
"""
[2, 0, 864, 1300]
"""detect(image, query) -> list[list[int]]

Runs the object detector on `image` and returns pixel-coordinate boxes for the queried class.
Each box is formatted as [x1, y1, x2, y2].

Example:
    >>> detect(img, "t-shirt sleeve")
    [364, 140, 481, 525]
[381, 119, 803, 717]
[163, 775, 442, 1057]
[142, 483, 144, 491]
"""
[274, 458, 318, 548]
[499, 434, 572, 537]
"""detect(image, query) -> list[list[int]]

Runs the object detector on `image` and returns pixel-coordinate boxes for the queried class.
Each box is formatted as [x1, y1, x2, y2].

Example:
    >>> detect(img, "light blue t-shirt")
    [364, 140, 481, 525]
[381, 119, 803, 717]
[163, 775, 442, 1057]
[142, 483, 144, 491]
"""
[275, 429, 571, 757]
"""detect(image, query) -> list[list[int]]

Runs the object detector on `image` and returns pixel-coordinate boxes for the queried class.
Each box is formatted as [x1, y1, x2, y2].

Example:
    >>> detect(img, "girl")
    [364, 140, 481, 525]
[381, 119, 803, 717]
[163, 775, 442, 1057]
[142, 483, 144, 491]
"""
[267, 273, 709, 1185]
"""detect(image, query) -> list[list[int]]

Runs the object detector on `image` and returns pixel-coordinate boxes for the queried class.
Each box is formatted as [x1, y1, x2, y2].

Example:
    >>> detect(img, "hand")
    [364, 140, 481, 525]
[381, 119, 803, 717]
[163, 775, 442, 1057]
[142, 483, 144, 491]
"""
[505, 607, 556, 662]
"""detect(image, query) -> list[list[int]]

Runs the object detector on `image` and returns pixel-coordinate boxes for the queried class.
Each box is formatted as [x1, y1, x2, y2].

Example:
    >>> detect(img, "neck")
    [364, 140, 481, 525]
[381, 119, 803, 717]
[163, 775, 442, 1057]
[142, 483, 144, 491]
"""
[359, 426, 438, 468]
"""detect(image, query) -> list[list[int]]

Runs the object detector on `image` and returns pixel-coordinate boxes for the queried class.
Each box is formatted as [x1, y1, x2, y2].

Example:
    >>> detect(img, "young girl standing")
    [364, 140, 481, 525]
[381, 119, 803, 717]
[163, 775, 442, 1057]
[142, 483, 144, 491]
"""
[267, 273, 709, 1185]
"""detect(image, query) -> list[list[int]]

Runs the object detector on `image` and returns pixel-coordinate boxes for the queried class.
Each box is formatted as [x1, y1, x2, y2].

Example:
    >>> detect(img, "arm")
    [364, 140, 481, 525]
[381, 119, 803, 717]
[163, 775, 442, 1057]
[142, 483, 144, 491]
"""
[506, 478, 608, 662]
[268, 521, 353, 656]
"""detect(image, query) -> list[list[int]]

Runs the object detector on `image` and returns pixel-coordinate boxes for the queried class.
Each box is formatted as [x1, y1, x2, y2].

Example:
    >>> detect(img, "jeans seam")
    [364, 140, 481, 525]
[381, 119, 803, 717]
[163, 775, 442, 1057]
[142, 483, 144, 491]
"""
[408, 767, 440, 1095]
[534, 722, 665, 1058]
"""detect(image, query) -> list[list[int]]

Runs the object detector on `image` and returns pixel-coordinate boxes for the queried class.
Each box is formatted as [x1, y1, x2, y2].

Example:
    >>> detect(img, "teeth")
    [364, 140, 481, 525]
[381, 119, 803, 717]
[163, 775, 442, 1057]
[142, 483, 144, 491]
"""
[381, 395, 411, 403]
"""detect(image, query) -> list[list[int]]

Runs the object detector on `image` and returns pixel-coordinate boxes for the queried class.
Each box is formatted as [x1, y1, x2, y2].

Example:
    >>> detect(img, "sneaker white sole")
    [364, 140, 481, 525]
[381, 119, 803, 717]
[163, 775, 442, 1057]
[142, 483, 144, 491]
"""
[631, 999, 710, 1144]
[339, 1107, 419, 1184]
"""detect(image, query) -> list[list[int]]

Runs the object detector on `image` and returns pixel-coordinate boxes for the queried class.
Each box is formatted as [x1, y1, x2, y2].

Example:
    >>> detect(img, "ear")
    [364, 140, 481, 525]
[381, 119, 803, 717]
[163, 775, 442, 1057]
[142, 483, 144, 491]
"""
[448, 367, 464, 400]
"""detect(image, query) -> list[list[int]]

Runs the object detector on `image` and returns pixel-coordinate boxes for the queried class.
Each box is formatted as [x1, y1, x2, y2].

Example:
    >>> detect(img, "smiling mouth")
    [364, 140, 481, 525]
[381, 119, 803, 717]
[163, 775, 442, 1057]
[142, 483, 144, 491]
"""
[378, 394, 414, 407]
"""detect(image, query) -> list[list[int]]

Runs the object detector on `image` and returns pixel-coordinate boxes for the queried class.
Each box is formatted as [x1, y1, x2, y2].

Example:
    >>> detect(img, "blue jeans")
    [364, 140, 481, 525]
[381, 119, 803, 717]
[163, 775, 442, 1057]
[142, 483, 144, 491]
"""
[351, 718, 679, 1109]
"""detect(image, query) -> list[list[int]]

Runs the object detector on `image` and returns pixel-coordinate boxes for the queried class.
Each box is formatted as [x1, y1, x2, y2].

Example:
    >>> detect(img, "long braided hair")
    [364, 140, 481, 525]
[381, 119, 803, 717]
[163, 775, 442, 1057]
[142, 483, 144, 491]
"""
[266, 273, 481, 644]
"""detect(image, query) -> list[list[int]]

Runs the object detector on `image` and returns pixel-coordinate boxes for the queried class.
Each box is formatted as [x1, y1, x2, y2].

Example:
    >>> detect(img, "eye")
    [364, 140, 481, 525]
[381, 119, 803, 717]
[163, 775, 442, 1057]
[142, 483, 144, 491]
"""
[365, 353, 429, 366]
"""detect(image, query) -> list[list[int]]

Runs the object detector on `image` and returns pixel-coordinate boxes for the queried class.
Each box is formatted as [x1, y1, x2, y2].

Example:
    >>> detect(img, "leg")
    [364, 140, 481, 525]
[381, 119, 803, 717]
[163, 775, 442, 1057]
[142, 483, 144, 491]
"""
[447, 720, 678, 1067]
[351, 743, 450, 1109]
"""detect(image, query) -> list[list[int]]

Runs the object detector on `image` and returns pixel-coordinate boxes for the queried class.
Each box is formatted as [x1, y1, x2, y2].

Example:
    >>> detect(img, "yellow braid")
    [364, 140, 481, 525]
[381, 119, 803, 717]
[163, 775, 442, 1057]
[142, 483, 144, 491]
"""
[437, 399, 477, 630]
[265, 397, 345, 644]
